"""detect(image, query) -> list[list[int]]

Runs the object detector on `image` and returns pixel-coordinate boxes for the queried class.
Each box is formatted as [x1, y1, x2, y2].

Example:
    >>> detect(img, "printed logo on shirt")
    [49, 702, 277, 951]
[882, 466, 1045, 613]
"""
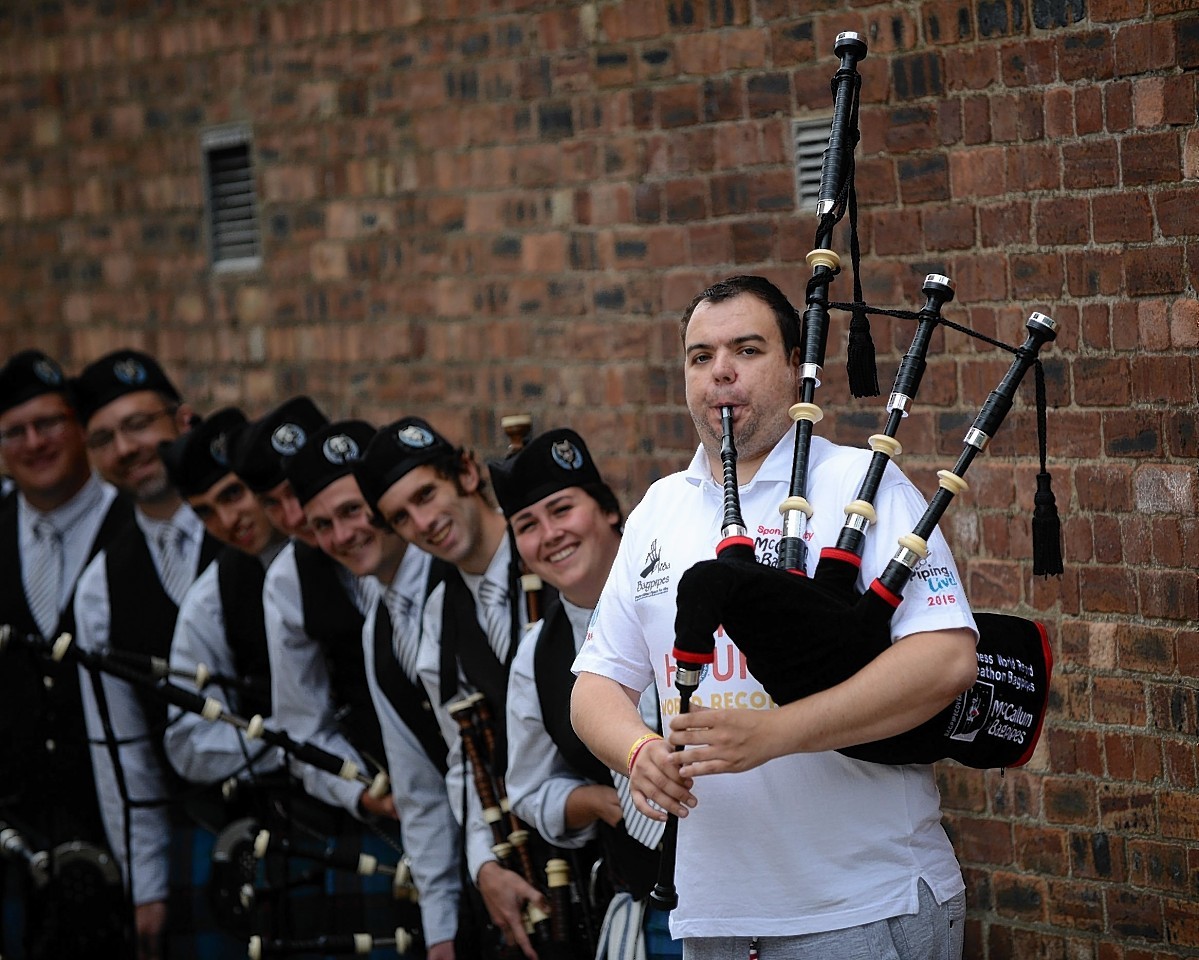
[635, 539, 672, 601]
[912, 563, 958, 593]
[271, 422, 307, 456]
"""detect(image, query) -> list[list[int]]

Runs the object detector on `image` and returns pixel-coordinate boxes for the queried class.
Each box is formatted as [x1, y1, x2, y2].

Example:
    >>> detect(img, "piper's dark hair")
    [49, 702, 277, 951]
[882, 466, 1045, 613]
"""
[428, 446, 494, 502]
[680, 275, 801, 357]
[581, 481, 624, 532]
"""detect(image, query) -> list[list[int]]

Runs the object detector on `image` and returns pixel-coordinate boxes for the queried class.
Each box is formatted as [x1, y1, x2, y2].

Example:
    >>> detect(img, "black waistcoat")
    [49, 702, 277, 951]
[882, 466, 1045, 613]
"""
[106, 521, 221, 737]
[534, 598, 660, 900]
[372, 601, 448, 776]
[214, 547, 273, 719]
[292, 542, 386, 768]
[435, 563, 516, 772]
[0, 491, 133, 845]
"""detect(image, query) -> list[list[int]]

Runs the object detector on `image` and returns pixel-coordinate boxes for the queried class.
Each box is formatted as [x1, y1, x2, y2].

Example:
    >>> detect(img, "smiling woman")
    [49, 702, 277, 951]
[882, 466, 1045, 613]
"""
[489, 429, 681, 960]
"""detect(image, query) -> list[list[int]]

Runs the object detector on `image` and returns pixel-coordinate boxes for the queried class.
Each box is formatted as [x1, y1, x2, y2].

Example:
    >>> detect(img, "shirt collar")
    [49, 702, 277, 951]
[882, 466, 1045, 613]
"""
[18, 473, 110, 536]
[682, 422, 809, 489]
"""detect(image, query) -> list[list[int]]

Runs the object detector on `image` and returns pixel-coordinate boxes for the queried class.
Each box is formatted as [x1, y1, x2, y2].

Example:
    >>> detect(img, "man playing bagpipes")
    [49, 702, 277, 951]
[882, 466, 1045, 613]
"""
[572, 276, 979, 960]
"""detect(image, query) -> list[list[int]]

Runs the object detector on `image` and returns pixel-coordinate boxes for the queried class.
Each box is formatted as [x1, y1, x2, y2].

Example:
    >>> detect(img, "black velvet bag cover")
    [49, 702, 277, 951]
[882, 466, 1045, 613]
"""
[674, 551, 1052, 770]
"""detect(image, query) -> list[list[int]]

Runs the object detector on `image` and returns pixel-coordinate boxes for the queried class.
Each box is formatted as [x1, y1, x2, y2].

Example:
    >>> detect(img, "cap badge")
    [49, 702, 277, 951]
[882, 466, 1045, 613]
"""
[396, 423, 435, 450]
[551, 439, 584, 471]
[322, 434, 360, 465]
[271, 422, 306, 456]
[112, 358, 147, 386]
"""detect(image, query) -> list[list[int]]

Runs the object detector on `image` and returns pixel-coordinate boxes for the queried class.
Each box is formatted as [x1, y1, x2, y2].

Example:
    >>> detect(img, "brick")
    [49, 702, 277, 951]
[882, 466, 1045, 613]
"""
[1035, 197, 1088, 245]
[1092, 191, 1153, 243]
[1104, 409, 1163, 458]
[1107, 888, 1164, 941]
[1154, 186, 1199, 238]
[1046, 878, 1104, 931]
[1044, 777, 1098, 825]
[1106, 79, 1134, 131]
[1121, 130, 1182, 184]
[949, 146, 1006, 197]
[1065, 249, 1123, 298]
[979, 200, 1031, 246]
[993, 871, 1048, 921]
[1073, 357, 1130, 406]
[999, 38, 1056, 86]
[1060, 30, 1115, 81]
[1126, 245, 1186, 296]
[1070, 829, 1127, 880]
[1115, 21, 1177, 77]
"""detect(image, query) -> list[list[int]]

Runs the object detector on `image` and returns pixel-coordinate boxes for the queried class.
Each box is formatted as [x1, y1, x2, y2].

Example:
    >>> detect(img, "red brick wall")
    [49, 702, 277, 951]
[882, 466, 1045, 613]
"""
[2, 2, 1197, 955]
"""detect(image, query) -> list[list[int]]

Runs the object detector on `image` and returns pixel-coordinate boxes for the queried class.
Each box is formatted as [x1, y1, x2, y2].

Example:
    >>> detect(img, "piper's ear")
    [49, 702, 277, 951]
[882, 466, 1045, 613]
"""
[176, 402, 198, 431]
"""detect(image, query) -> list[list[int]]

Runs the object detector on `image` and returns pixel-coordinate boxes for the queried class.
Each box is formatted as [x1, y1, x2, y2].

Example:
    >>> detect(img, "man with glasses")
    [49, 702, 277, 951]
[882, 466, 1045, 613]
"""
[0, 349, 133, 959]
[71, 349, 222, 960]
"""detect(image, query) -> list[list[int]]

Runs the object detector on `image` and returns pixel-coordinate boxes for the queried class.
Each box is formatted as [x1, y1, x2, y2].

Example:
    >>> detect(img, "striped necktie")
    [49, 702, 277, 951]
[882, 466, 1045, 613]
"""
[384, 587, 420, 684]
[477, 576, 512, 664]
[155, 523, 192, 606]
[613, 770, 667, 849]
[27, 519, 63, 638]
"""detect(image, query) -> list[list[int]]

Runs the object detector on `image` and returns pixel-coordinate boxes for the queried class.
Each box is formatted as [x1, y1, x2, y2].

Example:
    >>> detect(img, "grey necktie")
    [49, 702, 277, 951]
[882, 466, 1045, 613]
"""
[477, 576, 511, 664]
[384, 587, 420, 684]
[156, 524, 192, 606]
[27, 519, 63, 638]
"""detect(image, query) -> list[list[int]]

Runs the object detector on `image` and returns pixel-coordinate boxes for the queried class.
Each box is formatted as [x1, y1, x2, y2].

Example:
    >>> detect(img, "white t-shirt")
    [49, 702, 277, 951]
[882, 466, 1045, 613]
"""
[573, 428, 976, 939]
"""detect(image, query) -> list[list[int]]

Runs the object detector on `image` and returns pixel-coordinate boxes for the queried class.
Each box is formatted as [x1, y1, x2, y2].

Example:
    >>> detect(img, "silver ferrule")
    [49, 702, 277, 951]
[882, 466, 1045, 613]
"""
[924, 273, 953, 289]
[893, 546, 923, 571]
[721, 523, 748, 540]
[964, 427, 990, 451]
[844, 512, 870, 533]
[800, 362, 822, 386]
[675, 666, 703, 689]
[1028, 311, 1057, 334]
[816, 199, 835, 217]
[887, 392, 912, 416]
[781, 510, 807, 540]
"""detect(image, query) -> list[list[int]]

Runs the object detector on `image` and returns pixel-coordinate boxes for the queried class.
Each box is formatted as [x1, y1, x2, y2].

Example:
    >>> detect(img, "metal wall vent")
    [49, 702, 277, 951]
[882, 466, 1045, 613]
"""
[201, 125, 262, 271]
[792, 117, 830, 213]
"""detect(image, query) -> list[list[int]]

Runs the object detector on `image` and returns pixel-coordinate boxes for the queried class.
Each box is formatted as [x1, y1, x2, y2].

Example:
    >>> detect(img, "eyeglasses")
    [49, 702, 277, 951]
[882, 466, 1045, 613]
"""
[85, 408, 174, 451]
[0, 414, 71, 449]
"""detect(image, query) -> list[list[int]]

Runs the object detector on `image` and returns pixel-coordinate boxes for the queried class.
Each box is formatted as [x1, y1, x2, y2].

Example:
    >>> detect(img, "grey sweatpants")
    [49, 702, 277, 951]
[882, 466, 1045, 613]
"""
[682, 880, 966, 960]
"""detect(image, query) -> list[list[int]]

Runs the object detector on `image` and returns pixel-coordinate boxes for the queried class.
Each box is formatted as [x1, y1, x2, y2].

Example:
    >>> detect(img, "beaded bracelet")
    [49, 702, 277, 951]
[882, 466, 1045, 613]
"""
[626, 732, 664, 777]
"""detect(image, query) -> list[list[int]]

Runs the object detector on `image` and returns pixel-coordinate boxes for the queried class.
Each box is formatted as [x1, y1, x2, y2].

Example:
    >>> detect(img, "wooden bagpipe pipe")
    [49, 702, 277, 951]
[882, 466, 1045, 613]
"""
[450, 690, 598, 958]
[652, 30, 1060, 908]
[0, 624, 390, 801]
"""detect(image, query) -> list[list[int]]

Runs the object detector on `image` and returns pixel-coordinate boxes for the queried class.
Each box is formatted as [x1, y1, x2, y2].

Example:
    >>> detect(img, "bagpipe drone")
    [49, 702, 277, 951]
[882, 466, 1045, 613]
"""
[652, 32, 1060, 909]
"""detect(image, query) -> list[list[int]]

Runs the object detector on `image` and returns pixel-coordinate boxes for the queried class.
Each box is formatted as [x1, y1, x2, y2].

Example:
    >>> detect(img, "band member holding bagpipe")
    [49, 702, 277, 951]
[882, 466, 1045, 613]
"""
[355, 418, 550, 959]
[0, 349, 132, 959]
[489, 428, 682, 960]
[158, 407, 288, 789]
[71, 349, 225, 960]
[572, 276, 979, 959]
[289, 419, 462, 959]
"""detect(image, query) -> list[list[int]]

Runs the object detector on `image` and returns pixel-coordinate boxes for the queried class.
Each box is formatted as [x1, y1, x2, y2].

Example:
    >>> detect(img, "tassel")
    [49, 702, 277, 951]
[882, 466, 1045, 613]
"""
[846, 303, 879, 398]
[1031, 470, 1063, 577]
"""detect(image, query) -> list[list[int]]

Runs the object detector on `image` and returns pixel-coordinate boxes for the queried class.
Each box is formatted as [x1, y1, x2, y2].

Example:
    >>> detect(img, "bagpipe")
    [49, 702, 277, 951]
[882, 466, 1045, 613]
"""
[0, 625, 390, 802]
[0, 817, 127, 956]
[653, 32, 1060, 908]
[0, 624, 415, 953]
[450, 690, 598, 958]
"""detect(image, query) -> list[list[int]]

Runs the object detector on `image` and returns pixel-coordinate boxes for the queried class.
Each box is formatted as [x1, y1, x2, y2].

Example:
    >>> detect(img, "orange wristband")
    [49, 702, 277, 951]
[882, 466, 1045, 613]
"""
[626, 733, 663, 777]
